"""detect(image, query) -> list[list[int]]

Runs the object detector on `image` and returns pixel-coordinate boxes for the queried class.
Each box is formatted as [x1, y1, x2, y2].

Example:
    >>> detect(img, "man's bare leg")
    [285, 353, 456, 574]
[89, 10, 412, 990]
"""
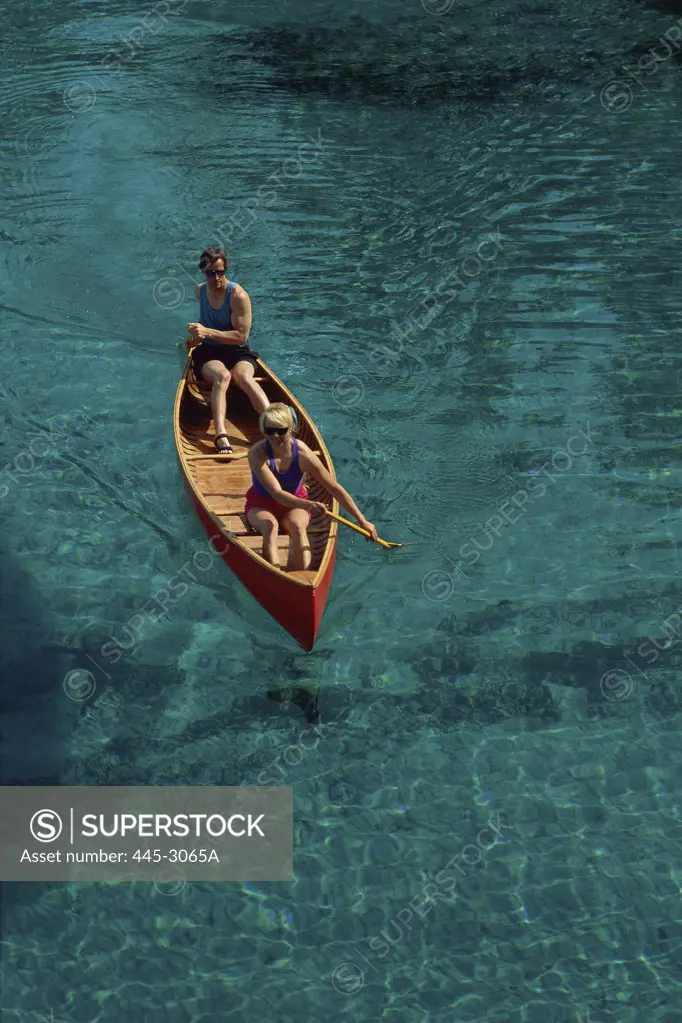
[202, 362, 232, 450]
[232, 362, 270, 414]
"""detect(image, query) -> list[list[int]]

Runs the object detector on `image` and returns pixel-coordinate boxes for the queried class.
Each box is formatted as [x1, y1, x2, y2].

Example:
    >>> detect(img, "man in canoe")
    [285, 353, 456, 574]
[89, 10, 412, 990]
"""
[246, 403, 378, 570]
[186, 246, 269, 455]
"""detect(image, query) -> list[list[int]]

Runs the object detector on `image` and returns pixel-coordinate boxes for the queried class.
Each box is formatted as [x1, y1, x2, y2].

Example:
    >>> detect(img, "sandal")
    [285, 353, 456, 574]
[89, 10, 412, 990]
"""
[214, 433, 234, 455]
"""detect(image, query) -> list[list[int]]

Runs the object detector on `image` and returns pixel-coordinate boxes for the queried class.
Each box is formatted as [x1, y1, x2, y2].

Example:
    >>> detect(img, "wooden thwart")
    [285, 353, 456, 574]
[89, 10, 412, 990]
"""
[187, 375, 270, 406]
[185, 448, 321, 464]
[240, 534, 291, 553]
[187, 447, 321, 461]
[211, 513, 251, 532]
[203, 495, 246, 514]
[187, 451, 250, 461]
[191, 376, 267, 387]
[286, 570, 316, 586]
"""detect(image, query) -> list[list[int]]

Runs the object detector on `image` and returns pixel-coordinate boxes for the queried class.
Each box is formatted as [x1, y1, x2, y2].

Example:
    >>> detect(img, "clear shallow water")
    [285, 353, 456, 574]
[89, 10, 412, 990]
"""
[3, 0, 682, 1019]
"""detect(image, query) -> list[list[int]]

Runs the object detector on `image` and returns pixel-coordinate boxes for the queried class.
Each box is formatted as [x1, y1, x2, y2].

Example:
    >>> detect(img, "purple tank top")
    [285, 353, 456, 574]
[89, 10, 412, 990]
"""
[251, 439, 304, 497]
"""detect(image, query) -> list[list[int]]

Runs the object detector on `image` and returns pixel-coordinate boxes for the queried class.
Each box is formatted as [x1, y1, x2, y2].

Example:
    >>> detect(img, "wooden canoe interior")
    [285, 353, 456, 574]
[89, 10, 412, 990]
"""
[178, 363, 335, 583]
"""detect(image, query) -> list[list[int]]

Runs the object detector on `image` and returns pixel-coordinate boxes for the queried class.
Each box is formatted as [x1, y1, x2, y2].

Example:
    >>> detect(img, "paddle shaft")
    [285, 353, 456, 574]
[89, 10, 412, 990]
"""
[326, 509, 394, 549]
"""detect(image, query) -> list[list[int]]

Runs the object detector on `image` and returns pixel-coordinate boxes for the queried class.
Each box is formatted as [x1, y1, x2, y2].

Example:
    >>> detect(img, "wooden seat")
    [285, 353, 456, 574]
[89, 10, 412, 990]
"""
[240, 534, 291, 555]
[212, 512, 253, 534]
[187, 364, 268, 407]
[237, 535, 323, 576]
[287, 571, 316, 586]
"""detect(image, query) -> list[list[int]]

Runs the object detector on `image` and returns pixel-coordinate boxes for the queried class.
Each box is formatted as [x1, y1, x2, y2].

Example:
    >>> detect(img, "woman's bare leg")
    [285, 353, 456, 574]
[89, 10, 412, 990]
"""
[231, 362, 270, 414]
[246, 508, 280, 566]
[283, 508, 312, 570]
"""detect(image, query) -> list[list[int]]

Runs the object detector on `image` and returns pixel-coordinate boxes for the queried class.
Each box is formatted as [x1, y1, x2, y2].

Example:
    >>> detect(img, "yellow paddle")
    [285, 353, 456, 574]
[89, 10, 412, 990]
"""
[325, 509, 419, 549]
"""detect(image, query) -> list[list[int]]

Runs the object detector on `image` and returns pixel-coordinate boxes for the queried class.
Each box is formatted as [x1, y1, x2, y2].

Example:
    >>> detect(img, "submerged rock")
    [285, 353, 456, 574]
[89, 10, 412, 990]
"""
[226, 2, 682, 108]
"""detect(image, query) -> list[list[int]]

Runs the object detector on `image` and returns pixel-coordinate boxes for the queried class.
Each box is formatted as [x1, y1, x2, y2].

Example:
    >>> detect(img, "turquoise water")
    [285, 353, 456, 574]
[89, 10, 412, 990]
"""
[3, 0, 682, 1018]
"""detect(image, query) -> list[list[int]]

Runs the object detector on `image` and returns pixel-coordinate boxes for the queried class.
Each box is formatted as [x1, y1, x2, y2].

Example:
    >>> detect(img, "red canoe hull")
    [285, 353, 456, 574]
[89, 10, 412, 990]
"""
[174, 355, 338, 650]
[187, 484, 335, 651]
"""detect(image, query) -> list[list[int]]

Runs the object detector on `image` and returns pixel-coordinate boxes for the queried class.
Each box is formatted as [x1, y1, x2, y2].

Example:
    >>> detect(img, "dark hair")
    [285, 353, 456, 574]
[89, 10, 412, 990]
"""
[199, 247, 228, 271]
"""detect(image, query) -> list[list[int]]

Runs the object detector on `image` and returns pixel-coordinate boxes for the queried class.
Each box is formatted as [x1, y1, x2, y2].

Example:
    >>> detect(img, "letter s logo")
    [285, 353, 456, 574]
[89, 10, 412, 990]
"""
[256, 771, 279, 786]
[459, 542, 480, 567]
[525, 476, 546, 499]
[30, 809, 63, 843]
[100, 642, 122, 665]
[435, 868, 456, 894]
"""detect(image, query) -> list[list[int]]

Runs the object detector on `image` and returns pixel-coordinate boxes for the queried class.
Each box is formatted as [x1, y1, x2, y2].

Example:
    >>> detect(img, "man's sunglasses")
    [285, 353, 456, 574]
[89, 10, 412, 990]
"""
[204, 268, 226, 277]
[264, 426, 289, 436]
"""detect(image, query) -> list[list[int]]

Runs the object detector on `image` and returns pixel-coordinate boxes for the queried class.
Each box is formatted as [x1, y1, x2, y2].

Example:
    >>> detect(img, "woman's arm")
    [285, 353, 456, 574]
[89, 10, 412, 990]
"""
[248, 445, 325, 513]
[299, 445, 378, 540]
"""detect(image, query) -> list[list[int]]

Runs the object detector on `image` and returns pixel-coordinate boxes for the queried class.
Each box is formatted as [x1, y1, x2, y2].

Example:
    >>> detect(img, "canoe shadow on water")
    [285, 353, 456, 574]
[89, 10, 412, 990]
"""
[0, 540, 81, 918]
[0, 545, 70, 788]
[208, 5, 682, 113]
[265, 686, 321, 725]
[419, 597, 682, 729]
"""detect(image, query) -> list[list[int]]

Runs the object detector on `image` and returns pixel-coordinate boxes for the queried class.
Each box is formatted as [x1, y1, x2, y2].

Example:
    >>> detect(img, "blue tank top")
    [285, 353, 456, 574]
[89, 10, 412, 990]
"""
[251, 439, 304, 497]
[199, 281, 236, 347]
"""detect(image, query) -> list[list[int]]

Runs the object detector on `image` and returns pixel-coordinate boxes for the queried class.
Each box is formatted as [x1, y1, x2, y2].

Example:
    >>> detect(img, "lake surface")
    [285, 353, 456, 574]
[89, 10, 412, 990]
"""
[3, 0, 682, 1020]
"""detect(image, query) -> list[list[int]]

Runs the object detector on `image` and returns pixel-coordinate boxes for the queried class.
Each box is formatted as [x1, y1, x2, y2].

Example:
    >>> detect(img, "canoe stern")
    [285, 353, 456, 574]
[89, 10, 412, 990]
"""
[186, 483, 334, 650]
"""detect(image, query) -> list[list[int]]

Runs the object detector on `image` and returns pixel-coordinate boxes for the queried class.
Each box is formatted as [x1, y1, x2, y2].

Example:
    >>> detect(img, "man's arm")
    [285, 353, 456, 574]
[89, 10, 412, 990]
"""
[189, 286, 252, 346]
[185, 284, 203, 349]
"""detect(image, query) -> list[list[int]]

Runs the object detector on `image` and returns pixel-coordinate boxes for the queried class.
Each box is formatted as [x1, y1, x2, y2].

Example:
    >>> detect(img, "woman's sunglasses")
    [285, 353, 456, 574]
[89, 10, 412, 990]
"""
[204, 268, 226, 278]
[264, 426, 289, 436]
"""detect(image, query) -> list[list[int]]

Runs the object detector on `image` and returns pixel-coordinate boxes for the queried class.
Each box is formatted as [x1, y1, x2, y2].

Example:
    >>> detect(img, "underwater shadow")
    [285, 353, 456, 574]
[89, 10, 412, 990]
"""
[0, 540, 83, 929]
[0, 545, 73, 786]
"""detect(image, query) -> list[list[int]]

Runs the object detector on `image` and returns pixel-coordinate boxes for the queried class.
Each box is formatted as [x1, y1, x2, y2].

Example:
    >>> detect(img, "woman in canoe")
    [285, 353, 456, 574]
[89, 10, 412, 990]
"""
[246, 403, 378, 570]
[186, 246, 269, 455]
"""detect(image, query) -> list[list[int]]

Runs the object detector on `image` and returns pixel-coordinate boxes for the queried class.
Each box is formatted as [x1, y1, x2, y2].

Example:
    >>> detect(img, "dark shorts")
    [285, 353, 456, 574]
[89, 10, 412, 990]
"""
[192, 343, 260, 380]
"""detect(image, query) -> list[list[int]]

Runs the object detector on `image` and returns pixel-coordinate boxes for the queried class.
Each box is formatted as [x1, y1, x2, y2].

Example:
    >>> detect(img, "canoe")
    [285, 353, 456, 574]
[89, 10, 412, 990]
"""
[173, 356, 338, 650]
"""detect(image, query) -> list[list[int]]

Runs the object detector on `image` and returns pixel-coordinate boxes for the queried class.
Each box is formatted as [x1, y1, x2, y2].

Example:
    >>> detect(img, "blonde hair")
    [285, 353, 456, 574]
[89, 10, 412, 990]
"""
[259, 402, 298, 435]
